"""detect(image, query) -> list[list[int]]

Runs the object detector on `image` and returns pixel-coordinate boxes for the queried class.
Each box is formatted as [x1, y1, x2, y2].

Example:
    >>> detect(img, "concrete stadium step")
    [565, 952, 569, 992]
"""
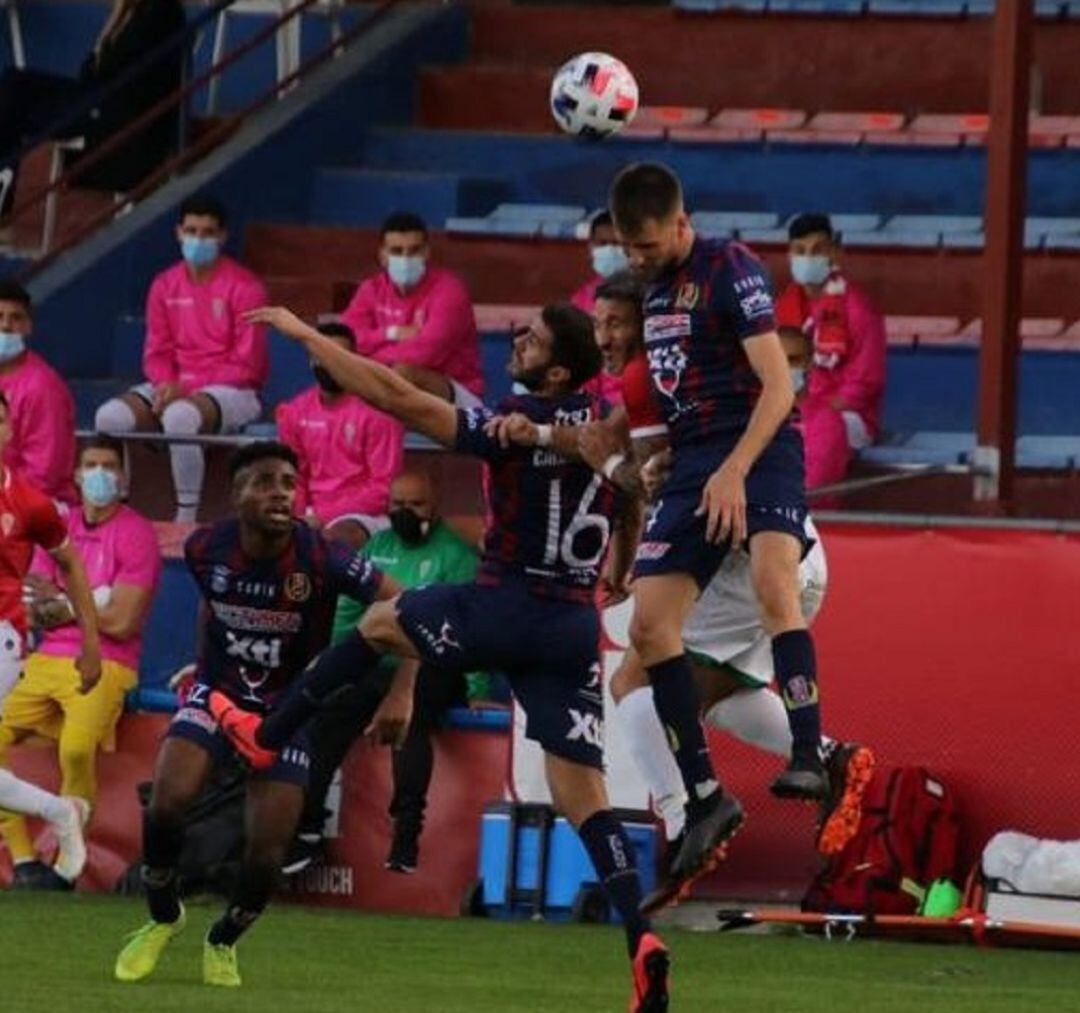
[462, 5, 1080, 114]
[309, 167, 510, 228]
[243, 222, 1080, 320]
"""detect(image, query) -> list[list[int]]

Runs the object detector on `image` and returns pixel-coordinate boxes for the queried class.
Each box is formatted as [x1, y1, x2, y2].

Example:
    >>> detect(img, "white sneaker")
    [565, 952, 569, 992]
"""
[51, 796, 90, 883]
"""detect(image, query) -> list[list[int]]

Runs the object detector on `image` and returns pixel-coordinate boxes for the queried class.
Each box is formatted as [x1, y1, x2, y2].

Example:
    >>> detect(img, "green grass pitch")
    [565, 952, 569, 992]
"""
[3, 894, 1080, 1012]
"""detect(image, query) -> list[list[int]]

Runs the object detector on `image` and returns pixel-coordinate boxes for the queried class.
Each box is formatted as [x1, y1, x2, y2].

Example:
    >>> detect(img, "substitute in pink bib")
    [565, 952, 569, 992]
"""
[340, 212, 482, 407]
[277, 323, 404, 548]
[95, 195, 269, 522]
[0, 282, 77, 503]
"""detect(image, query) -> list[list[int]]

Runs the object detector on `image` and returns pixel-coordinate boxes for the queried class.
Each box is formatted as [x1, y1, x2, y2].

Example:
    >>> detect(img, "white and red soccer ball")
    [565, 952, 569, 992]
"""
[549, 52, 639, 139]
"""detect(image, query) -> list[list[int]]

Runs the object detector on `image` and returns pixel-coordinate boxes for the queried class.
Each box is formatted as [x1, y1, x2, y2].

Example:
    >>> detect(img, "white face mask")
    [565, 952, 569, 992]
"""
[590, 243, 629, 279]
[790, 367, 807, 395]
[0, 331, 26, 362]
[789, 254, 831, 287]
[386, 254, 427, 290]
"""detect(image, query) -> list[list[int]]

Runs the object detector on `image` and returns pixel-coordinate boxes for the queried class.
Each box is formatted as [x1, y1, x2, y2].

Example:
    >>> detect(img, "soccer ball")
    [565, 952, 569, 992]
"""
[549, 52, 639, 139]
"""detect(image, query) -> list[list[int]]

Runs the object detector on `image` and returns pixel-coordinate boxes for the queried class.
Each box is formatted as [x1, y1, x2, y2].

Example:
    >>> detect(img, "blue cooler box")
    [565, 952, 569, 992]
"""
[475, 802, 660, 922]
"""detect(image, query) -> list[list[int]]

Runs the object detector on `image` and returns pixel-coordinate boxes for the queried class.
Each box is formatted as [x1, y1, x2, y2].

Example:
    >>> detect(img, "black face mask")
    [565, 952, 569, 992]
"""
[313, 365, 343, 395]
[389, 508, 432, 546]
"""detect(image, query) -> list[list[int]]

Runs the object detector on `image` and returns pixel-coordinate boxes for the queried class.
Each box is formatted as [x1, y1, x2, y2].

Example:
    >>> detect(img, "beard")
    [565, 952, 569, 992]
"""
[509, 362, 547, 391]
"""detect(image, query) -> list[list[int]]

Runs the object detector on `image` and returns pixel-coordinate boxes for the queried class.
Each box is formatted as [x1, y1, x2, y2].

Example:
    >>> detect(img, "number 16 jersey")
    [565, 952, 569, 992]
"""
[456, 394, 620, 603]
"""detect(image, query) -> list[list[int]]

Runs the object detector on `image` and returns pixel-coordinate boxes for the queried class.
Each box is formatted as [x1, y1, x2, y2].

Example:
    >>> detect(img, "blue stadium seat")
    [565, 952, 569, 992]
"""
[674, 0, 766, 10]
[111, 315, 145, 379]
[261, 326, 315, 411]
[489, 203, 586, 224]
[867, 0, 965, 13]
[1015, 435, 1080, 469]
[1045, 234, 1080, 251]
[691, 211, 779, 232]
[803, 213, 883, 235]
[767, 0, 865, 11]
[884, 214, 983, 234]
[737, 227, 790, 244]
[139, 558, 201, 691]
[844, 231, 941, 248]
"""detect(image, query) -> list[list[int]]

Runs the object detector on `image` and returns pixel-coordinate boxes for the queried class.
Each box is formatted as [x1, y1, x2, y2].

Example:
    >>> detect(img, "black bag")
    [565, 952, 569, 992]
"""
[115, 757, 246, 898]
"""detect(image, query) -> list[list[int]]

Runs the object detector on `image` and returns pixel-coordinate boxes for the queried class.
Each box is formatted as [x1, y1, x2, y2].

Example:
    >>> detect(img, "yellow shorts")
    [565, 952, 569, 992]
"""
[1, 654, 137, 752]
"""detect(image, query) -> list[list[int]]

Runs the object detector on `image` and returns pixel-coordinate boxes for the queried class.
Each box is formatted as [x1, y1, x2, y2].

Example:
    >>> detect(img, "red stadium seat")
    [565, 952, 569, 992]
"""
[909, 113, 989, 136]
[766, 128, 862, 145]
[885, 315, 962, 347]
[668, 126, 763, 144]
[474, 304, 542, 333]
[808, 111, 905, 133]
[633, 105, 710, 129]
[712, 107, 808, 131]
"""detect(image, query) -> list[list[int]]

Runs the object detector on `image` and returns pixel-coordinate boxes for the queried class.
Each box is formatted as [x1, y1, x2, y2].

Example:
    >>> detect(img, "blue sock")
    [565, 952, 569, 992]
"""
[772, 629, 822, 760]
[648, 654, 718, 802]
[258, 631, 382, 749]
[578, 810, 650, 956]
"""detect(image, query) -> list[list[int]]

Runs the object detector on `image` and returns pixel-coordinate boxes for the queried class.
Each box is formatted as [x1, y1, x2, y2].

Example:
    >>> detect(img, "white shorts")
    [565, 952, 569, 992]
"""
[681, 518, 827, 687]
[450, 380, 484, 411]
[131, 383, 262, 433]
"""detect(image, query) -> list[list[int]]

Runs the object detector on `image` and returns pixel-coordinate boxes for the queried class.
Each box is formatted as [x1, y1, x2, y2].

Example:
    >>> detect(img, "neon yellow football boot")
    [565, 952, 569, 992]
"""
[114, 904, 186, 982]
[203, 936, 241, 987]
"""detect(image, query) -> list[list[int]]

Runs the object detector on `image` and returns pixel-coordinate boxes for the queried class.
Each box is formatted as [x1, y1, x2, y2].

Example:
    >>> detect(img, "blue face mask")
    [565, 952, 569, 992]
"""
[180, 235, 220, 269]
[590, 243, 629, 279]
[790, 367, 807, 395]
[789, 254, 831, 287]
[386, 255, 426, 290]
[80, 466, 120, 507]
[0, 331, 26, 363]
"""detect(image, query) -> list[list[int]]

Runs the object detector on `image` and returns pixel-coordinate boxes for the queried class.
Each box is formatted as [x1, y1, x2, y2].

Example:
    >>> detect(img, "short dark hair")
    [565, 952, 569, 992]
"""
[542, 303, 601, 391]
[317, 321, 355, 348]
[380, 212, 427, 239]
[229, 441, 299, 482]
[179, 194, 227, 228]
[608, 163, 683, 237]
[594, 272, 644, 320]
[80, 434, 125, 465]
[0, 280, 31, 310]
[589, 210, 614, 238]
[788, 213, 834, 241]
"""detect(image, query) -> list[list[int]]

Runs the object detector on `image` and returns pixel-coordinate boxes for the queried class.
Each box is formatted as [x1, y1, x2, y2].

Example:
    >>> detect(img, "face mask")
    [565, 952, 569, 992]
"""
[0, 331, 25, 363]
[386, 255, 426, 290]
[80, 466, 120, 507]
[181, 235, 220, 269]
[312, 365, 342, 396]
[789, 254, 831, 287]
[590, 243, 629, 279]
[389, 507, 431, 546]
[790, 367, 807, 395]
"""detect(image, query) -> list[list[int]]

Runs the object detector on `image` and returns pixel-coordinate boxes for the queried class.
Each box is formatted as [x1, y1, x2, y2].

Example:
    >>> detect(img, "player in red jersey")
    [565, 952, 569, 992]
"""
[0, 392, 101, 887]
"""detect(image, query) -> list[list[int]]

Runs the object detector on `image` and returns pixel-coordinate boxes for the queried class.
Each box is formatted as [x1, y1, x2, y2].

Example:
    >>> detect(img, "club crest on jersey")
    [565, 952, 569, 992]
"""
[284, 572, 312, 602]
[646, 343, 690, 415]
[675, 282, 699, 310]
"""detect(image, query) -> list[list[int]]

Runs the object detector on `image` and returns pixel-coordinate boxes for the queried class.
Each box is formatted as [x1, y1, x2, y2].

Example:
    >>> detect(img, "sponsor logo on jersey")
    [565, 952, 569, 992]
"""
[235, 580, 279, 599]
[675, 282, 699, 310]
[553, 405, 592, 426]
[644, 313, 692, 344]
[734, 274, 767, 295]
[225, 631, 283, 668]
[531, 448, 564, 468]
[284, 572, 312, 603]
[210, 601, 302, 633]
[739, 289, 774, 320]
[565, 708, 603, 748]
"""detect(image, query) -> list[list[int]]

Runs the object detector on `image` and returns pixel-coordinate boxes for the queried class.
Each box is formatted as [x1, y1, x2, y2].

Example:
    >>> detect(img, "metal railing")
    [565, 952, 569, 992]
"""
[10, 0, 396, 269]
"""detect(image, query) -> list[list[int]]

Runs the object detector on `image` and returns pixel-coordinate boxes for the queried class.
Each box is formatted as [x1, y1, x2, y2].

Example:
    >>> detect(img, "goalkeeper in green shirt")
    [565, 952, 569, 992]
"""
[289, 471, 488, 875]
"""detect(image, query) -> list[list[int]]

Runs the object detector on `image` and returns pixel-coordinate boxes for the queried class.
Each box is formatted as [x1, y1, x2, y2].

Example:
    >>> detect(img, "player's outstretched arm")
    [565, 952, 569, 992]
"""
[245, 306, 459, 448]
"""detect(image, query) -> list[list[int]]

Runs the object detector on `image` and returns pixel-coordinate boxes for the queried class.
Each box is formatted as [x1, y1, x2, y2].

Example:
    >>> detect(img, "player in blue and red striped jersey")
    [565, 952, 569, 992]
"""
[114, 441, 397, 988]
[609, 163, 829, 902]
[215, 303, 671, 1012]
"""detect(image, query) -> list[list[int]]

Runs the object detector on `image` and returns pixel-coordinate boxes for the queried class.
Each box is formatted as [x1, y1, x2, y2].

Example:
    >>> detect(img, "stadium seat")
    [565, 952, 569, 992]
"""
[738, 227, 791, 244]
[668, 126, 764, 144]
[474, 304, 541, 333]
[859, 431, 974, 467]
[885, 315, 963, 345]
[843, 231, 940, 248]
[489, 203, 586, 224]
[766, 0, 865, 11]
[787, 212, 882, 235]
[808, 111, 905, 133]
[867, 0, 965, 14]
[909, 113, 988, 137]
[445, 216, 538, 237]
[632, 106, 710, 129]
[711, 108, 808, 131]
[864, 131, 963, 148]
[1015, 436, 1080, 469]
[766, 128, 863, 145]
[884, 215, 983, 235]
[691, 211, 779, 232]
[673, 0, 767, 11]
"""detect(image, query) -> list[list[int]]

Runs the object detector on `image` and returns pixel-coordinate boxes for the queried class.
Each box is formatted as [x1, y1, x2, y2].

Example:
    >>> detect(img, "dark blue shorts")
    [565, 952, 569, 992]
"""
[634, 427, 808, 589]
[166, 681, 312, 788]
[396, 580, 603, 769]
